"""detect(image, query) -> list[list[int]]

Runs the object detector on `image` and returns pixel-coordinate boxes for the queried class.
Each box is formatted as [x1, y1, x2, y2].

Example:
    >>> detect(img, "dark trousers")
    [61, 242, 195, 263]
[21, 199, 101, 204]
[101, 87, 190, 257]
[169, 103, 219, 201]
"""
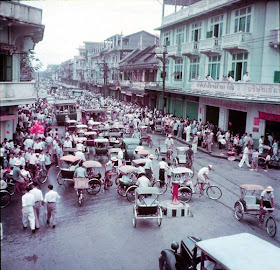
[159, 169, 165, 186]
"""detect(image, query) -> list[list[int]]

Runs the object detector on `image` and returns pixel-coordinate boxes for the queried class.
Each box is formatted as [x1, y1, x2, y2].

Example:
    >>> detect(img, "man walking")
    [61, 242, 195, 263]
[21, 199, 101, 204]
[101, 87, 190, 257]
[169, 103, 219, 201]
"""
[44, 185, 60, 228]
[22, 186, 36, 233]
[30, 182, 44, 229]
[238, 146, 251, 168]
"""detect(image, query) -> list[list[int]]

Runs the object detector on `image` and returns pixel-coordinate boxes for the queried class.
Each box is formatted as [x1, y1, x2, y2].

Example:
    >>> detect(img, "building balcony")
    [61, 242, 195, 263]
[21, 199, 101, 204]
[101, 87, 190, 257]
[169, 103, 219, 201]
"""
[190, 80, 280, 103]
[199, 37, 222, 55]
[269, 29, 280, 48]
[0, 82, 36, 107]
[181, 42, 199, 57]
[120, 80, 132, 87]
[167, 45, 182, 59]
[221, 32, 252, 53]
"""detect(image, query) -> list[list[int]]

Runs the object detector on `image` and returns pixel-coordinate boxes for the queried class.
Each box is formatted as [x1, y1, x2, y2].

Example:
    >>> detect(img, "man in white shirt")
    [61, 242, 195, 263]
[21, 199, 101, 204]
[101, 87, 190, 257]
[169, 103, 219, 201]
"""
[75, 149, 86, 162]
[259, 186, 274, 226]
[165, 135, 174, 150]
[23, 136, 34, 151]
[63, 137, 72, 149]
[242, 72, 250, 82]
[30, 182, 44, 229]
[22, 186, 36, 233]
[44, 185, 60, 228]
[197, 165, 213, 185]
[117, 149, 124, 167]
[136, 171, 150, 188]
[227, 74, 234, 82]
[158, 157, 168, 187]
[144, 154, 154, 180]
[238, 146, 251, 168]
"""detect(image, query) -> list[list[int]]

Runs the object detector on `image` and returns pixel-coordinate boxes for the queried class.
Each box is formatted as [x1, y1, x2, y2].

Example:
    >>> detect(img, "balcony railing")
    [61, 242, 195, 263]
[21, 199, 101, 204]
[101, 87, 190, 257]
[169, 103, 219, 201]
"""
[0, 82, 36, 106]
[191, 80, 280, 100]
[120, 80, 159, 89]
[269, 29, 280, 47]
[181, 42, 199, 57]
[167, 44, 182, 58]
[221, 32, 252, 52]
[200, 38, 221, 55]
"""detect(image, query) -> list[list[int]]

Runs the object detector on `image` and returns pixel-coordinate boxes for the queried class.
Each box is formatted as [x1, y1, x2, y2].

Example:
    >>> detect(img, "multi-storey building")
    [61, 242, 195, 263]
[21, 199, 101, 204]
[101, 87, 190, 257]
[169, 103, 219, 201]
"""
[0, 1, 44, 141]
[146, 0, 280, 144]
[60, 59, 74, 85]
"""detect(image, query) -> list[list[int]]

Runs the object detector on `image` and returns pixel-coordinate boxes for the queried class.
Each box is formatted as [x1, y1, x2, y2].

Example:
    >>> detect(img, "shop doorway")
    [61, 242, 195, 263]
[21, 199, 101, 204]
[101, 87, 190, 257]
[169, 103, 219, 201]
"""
[228, 109, 247, 135]
[265, 120, 280, 141]
[206, 106, 219, 126]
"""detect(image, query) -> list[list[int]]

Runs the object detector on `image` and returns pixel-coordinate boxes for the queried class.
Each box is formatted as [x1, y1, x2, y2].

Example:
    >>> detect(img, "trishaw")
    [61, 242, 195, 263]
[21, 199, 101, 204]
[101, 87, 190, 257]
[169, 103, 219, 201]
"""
[137, 149, 151, 159]
[93, 138, 110, 159]
[81, 108, 107, 124]
[159, 233, 280, 270]
[171, 167, 221, 202]
[122, 138, 140, 161]
[154, 119, 164, 134]
[132, 187, 163, 228]
[155, 139, 172, 161]
[139, 126, 153, 148]
[65, 119, 77, 133]
[88, 122, 101, 131]
[234, 184, 277, 237]
[116, 165, 139, 197]
[174, 147, 194, 176]
[105, 132, 123, 147]
[57, 155, 81, 185]
[110, 122, 125, 133]
[76, 124, 88, 137]
[63, 147, 78, 156]
[82, 160, 102, 195]
[108, 148, 122, 160]
[84, 131, 97, 149]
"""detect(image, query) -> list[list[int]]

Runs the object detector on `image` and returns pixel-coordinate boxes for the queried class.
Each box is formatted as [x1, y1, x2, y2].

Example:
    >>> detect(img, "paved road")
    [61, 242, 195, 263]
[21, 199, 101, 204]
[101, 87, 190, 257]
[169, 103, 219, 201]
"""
[1, 132, 280, 270]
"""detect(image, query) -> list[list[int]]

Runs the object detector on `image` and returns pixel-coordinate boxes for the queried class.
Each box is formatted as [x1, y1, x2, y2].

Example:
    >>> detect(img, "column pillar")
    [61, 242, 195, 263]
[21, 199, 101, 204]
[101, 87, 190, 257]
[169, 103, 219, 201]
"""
[218, 107, 229, 131]
[198, 102, 206, 123]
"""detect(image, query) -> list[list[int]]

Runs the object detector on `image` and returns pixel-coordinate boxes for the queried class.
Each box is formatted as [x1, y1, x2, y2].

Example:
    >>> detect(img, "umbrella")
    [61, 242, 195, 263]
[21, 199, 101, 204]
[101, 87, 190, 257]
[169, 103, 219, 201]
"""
[82, 160, 102, 168]
[60, 155, 80, 163]
[132, 158, 150, 165]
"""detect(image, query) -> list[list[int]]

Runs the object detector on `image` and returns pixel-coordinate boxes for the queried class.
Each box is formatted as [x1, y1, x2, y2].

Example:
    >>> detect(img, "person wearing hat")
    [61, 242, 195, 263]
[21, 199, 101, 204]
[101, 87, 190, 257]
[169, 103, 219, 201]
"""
[105, 157, 118, 177]
[192, 133, 198, 154]
[144, 154, 154, 181]
[259, 186, 274, 226]
[197, 165, 213, 192]
[136, 169, 150, 188]
[133, 149, 141, 160]
[76, 140, 85, 152]
[75, 147, 86, 162]
[165, 135, 174, 154]
[13, 160, 28, 194]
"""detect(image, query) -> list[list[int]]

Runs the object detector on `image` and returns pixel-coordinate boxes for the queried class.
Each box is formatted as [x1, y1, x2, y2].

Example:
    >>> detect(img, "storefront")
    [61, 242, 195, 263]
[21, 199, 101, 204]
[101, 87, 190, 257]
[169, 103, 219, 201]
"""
[228, 109, 247, 135]
[259, 112, 280, 141]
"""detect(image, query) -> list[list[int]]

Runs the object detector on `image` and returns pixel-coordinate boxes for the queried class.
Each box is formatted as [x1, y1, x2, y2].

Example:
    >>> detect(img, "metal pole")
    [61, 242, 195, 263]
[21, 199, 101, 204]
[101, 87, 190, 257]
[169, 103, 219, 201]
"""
[162, 48, 167, 113]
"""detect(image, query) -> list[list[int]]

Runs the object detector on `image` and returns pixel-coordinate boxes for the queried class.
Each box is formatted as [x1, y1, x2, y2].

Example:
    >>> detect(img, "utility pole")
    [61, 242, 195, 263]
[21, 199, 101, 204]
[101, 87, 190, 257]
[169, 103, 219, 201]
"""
[157, 46, 167, 113]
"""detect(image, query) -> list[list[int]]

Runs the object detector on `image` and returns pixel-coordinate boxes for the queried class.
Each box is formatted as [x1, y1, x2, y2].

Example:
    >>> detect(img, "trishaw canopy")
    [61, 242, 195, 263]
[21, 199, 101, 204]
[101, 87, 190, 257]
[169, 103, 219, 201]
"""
[66, 119, 77, 124]
[76, 124, 88, 129]
[135, 187, 161, 195]
[84, 131, 97, 136]
[74, 137, 87, 142]
[132, 158, 150, 165]
[82, 160, 102, 168]
[119, 165, 140, 174]
[60, 155, 80, 163]
[137, 149, 150, 155]
[176, 146, 189, 152]
[172, 167, 193, 174]
[94, 138, 109, 143]
[109, 148, 122, 153]
[240, 184, 264, 191]
[195, 233, 279, 270]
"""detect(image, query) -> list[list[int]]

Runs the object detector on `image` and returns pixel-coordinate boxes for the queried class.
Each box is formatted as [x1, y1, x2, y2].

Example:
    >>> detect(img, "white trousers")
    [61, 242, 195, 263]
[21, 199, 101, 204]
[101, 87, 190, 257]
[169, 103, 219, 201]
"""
[239, 155, 251, 168]
[192, 143, 197, 153]
[22, 206, 35, 230]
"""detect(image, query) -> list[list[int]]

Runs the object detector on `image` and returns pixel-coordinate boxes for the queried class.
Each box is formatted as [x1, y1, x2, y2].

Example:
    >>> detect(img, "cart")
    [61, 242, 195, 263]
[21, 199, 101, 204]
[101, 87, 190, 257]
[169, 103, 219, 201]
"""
[132, 187, 163, 228]
[234, 184, 277, 237]
[139, 126, 153, 148]
[155, 139, 172, 161]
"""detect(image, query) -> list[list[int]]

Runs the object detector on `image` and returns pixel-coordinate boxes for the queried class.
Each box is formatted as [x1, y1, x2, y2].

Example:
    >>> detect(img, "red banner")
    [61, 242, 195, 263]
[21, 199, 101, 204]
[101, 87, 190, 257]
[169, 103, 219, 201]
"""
[259, 112, 280, 122]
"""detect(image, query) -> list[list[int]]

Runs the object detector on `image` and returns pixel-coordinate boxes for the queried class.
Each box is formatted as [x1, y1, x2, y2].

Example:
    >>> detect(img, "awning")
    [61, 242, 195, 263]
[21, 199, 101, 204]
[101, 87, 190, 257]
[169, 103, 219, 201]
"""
[259, 112, 280, 122]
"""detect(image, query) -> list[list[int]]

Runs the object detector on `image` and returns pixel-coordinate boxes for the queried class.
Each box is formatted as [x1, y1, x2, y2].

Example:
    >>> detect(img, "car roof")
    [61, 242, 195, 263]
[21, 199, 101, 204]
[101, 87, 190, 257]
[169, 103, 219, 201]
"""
[195, 233, 280, 270]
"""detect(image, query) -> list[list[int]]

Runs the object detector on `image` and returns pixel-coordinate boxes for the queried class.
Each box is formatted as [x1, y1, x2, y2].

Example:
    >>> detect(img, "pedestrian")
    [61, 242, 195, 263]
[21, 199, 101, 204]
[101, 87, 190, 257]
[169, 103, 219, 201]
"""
[44, 184, 60, 228]
[192, 133, 198, 154]
[158, 157, 168, 187]
[22, 186, 36, 233]
[264, 153, 271, 172]
[250, 148, 259, 171]
[242, 72, 251, 82]
[30, 182, 44, 229]
[238, 146, 251, 168]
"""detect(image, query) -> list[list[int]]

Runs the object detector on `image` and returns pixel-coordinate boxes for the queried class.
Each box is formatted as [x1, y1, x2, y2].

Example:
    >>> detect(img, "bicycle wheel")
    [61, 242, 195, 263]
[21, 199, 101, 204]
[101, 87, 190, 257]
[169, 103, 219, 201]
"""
[234, 201, 244, 221]
[152, 180, 167, 194]
[115, 177, 120, 186]
[6, 183, 15, 196]
[265, 216, 277, 237]
[57, 171, 64, 185]
[126, 185, 137, 202]
[78, 192, 84, 206]
[178, 187, 192, 202]
[38, 169, 48, 184]
[117, 185, 127, 197]
[86, 179, 101, 195]
[206, 185, 222, 200]
[155, 149, 160, 160]
[0, 190, 11, 209]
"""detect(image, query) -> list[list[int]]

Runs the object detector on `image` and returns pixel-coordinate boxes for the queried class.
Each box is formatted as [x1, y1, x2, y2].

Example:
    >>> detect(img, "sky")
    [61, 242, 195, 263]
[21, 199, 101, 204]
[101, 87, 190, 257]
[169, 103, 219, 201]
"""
[22, 0, 170, 70]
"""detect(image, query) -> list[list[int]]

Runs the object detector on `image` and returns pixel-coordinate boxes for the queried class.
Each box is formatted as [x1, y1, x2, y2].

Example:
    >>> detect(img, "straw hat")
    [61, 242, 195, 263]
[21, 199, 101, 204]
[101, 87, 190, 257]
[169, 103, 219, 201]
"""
[266, 186, 273, 192]
[111, 157, 118, 161]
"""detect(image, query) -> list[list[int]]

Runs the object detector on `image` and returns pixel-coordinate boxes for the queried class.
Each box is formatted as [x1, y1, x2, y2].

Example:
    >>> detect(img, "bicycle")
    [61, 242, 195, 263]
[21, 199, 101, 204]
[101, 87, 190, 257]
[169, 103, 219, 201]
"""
[178, 179, 222, 202]
[34, 165, 48, 184]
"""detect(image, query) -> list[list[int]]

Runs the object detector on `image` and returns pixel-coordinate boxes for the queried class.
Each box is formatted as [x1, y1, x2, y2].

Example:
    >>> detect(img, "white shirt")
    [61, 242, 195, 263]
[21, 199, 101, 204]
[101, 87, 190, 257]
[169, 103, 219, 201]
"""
[243, 74, 250, 82]
[165, 138, 174, 148]
[30, 187, 43, 202]
[198, 167, 209, 177]
[159, 161, 168, 170]
[22, 192, 35, 207]
[144, 159, 153, 170]
[118, 150, 124, 160]
[261, 190, 274, 201]
[64, 140, 72, 148]
[243, 147, 249, 156]
[44, 190, 60, 203]
[29, 154, 38, 165]
[75, 151, 86, 162]
[136, 176, 150, 188]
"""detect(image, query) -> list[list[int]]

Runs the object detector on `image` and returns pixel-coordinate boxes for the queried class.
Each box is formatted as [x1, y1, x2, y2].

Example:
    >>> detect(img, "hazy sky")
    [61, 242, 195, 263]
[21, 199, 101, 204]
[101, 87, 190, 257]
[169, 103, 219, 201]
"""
[22, 0, 171, 70]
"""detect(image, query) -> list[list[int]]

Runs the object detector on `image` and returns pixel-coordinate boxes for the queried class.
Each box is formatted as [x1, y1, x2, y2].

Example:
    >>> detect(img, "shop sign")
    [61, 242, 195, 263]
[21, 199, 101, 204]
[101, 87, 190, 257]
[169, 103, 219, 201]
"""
[259, 112, 280, 122]
[253, 117, 259, 126]
[200, 97, 247, 111]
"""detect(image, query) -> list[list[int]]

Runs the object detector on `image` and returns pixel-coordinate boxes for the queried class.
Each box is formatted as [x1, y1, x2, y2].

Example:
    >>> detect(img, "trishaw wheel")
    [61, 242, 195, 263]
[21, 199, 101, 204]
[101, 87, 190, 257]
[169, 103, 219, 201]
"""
[157, 208, 163, 227]
[0, 191, 11, 209]
[133, 217, 136, 228]
[126, 185, 137, 202]
[265, 216, 277, 237]
[117, 185, 126, 197]
[234, 201, 244, 221]
[152, 180, 167, 194]
[206, 185, 222, 200]
[86, 179, 101, 195]
[155, 149, 159, 160]
[57, 172, 64, 185]
[178, 187, 192, 202]
[115, 177, 120, 186]
[78, 193, 83, 206]
[173, 158, 178, 166]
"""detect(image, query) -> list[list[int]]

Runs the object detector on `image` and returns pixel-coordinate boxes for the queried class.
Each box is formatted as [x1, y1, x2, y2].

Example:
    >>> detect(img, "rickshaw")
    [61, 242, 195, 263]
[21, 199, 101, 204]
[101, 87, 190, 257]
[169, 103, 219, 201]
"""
[110, 122, 125, 133]
[139, 126, 153, 148]
[76, 124, 88, 137]
[155, 139, 172, 161]
[116, 165, 139, 197]
[105, 132, 123, 147]
[132, 187, 163, 228]
[108, 148, 122, 160]
[84, 131, 97, 149]
[122, 138, 141, 161]
[154, 119, 164, 134]
[57, 155, 81, 185]
[63, 147, 78, 156]
[65, 119, 77, 133]
[234, 184, 277, 237]
[159, 233, 280, 270]
[174, 147, 194, 176]
[137, 149, 151, 159]
[93, 138, 110, 159]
